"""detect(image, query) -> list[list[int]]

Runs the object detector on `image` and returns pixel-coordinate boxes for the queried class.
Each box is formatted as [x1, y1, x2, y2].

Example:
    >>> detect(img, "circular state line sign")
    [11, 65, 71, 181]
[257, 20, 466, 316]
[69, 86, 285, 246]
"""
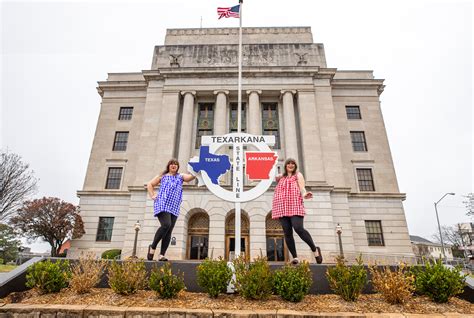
[188, 133, 278, 202]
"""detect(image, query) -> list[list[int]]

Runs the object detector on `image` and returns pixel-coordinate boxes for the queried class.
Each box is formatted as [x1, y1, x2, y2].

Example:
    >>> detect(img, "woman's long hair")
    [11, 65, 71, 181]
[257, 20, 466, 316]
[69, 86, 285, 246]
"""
[282, 158, 298, 177]
[161, 158, 180, 176]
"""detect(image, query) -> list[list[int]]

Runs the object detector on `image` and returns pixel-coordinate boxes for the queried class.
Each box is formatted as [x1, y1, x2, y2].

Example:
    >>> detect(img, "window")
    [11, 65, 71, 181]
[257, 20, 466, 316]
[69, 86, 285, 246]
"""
[113, 132, 129, 151]
[262, 103, 280, 149]
[229, 103, 246, 132]
[346, 106, 361, 119]
[350, 131, 367, 151]
[105, 167, 123, 189]
[96, 217, 115, 241]
[196, 103, 214, 148]
[118, 107, 133, 120]
[365, 220, 384, 246]
[356, 168, 375, 191]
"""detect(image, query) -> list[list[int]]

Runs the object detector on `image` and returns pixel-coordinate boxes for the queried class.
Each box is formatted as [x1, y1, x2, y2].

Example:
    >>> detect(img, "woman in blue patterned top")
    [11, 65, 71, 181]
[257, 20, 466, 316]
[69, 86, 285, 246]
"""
[146, 158, 195, 261]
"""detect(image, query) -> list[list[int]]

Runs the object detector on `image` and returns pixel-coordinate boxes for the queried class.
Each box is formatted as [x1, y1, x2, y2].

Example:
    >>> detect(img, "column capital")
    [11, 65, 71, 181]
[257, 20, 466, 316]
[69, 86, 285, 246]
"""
[180, 90, 196, 96]
[280, 89, 297, 97]
[213, 90, 229, 95]
[246, 90, 262, 95]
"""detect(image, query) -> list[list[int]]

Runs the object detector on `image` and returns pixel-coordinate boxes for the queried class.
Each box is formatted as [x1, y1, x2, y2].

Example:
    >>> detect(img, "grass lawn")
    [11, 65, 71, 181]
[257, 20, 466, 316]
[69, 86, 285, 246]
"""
[0, 264, 17, 272]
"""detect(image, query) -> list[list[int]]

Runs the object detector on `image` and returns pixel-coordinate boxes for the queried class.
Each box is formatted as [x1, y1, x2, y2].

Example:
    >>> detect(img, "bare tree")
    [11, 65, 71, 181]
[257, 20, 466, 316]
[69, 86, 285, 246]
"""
[432, 225, 464, 258]
[0, 150, 38, 222]
[463, 193, 474, 217]
[10, 197, 85, 257]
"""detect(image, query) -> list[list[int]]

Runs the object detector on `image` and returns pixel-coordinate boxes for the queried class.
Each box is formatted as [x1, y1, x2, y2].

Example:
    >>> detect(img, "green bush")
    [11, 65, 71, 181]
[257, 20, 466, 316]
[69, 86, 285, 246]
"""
[101, 249, 121, 260]
[273, 261, 312, 302]
[197, 257, 232, 298]
[108, 259, 147, 295]
[26, 260, 71, 294]
[411, 259, 466, 303]
[0, 258, 3, 265]
[234, 255, 273, 300]
[149, 263, 185, 299]
[326, 255, 367, 301]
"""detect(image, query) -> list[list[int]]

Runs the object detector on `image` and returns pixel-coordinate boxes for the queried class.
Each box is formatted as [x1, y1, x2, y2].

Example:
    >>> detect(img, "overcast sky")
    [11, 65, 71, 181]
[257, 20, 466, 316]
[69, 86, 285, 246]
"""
[1, 0, 472, 252]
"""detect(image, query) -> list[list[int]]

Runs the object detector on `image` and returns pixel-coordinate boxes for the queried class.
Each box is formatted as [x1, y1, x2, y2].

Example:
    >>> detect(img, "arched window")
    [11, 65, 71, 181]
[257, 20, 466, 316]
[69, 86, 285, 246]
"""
[225, 211, 250, 261]
[266, 213, 287, 261]
[187, 212, 209, 260]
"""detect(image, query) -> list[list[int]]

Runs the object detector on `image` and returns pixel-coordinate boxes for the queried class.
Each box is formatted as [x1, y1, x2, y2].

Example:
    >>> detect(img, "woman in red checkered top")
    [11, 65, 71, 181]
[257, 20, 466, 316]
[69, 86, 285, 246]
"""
[272, 158, 323, 265]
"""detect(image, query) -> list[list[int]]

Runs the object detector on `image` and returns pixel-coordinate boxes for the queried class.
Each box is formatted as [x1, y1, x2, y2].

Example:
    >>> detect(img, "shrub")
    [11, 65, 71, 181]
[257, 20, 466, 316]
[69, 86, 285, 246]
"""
[149, 263, 185, 299]
[101, 249, 121, 260]
[26, 259, 71, 294]
[0, 258, 3, 265]
[411, 259, 466, 303]
[370, 263, 415, 304]
[326, 255, 367, 301]
[234, 255, 273, 300]
[197, 257, 232, 298]
[273, 261, 312, 302]
[108, 259, 147, 295]
[70, 252, 107, 294]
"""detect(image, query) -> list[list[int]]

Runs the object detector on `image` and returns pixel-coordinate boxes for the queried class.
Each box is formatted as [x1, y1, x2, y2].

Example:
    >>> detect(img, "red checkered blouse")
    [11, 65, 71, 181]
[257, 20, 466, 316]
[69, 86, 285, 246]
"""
[271, 174, 305, 219]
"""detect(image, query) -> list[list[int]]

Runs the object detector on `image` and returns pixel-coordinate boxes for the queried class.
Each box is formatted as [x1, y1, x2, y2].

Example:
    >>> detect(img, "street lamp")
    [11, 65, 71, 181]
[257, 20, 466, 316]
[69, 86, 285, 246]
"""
[336, 223, 344, 258]
[434, 193, 455, 262]
[131, 220, 141, 258]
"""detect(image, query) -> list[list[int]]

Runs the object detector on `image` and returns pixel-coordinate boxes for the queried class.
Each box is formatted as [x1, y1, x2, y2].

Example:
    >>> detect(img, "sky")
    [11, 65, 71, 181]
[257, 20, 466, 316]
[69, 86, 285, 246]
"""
[1, 0, 472, 252]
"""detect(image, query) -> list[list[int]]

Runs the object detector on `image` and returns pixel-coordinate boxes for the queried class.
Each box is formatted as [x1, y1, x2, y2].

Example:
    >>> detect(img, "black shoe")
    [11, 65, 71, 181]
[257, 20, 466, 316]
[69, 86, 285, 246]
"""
[147, 245, 154, 261]
[158, 256, 168, 262]
[315, 247, 323, 264]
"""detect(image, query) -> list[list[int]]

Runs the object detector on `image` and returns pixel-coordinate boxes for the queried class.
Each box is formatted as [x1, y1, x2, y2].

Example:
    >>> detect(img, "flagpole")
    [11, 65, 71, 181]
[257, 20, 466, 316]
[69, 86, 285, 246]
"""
[235, 0, 243, 260]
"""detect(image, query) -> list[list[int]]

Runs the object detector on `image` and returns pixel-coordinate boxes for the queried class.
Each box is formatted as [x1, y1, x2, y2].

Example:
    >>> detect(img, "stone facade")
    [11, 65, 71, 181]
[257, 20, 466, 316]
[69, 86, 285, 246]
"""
[70, 27, 414, 262]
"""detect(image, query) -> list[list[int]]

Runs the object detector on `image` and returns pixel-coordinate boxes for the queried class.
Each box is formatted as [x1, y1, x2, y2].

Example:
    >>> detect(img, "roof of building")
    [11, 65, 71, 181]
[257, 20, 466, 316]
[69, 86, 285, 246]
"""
[410, 235, 434, 244]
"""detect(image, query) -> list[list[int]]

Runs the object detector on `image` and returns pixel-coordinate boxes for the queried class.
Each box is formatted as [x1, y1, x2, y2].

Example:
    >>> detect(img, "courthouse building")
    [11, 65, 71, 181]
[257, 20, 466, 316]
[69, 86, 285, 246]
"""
[70, 27, 414, 262]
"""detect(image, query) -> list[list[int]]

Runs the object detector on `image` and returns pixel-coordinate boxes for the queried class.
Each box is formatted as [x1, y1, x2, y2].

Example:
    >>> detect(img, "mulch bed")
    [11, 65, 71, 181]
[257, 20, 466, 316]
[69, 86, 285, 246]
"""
[1, 289, 473, 314]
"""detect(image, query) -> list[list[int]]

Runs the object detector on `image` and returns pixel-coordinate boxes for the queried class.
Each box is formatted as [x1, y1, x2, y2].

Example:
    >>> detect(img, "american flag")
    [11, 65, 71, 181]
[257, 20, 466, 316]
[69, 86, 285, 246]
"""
[217, 5, 240, 19]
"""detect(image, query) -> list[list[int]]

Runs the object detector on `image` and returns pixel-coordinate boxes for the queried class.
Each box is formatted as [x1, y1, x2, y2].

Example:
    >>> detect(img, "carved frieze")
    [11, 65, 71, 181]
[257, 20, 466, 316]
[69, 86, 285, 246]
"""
[154, 44, 325, 69]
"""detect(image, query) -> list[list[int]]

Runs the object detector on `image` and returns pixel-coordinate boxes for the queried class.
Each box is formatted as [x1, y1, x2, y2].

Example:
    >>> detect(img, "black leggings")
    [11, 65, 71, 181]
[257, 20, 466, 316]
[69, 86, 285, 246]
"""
[279, 216, 317, 258]
[151, 212, 177, 255]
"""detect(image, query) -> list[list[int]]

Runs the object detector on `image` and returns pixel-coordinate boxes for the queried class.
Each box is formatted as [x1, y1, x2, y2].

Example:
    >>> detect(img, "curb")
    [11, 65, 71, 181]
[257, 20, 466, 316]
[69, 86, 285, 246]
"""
[0, 304, 472, 318]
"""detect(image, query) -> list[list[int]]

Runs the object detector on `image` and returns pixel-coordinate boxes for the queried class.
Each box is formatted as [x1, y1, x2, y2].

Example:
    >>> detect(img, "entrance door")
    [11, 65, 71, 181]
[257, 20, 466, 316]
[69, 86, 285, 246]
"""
[189, 235, 208, 260]
[226, 235, 250, 261]
[266, 236, 287, 261]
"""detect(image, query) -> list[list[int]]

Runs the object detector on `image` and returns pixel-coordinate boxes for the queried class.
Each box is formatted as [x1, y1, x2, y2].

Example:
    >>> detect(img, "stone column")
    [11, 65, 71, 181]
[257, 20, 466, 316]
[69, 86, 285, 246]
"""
[281, 90, 299, 163]
[246, 90, 262, 135]
[297, 89, 325, 182]
[178, 91, 196, 167]
[213, 90, 229, 136]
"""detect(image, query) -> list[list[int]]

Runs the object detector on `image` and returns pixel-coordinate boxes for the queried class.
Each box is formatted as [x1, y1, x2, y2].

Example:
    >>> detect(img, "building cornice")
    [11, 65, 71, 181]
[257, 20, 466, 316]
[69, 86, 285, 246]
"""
[331, 79, 385, 95]
[77, 190, 131, 197]
[349, 192, 406, 200]
[96, 80, 147, 97]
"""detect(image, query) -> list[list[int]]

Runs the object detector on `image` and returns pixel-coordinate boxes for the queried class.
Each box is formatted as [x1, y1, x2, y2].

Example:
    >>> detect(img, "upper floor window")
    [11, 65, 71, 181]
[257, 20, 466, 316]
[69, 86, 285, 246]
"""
[118, 107, 133, 120]
[105, 167, 123, 189]
[113, 131, 129, 151]
[196, 103, 214, 148]
[96, 217, 115, 241]
[350, 131, 368, 151]
[346, 106, 361, 119]
[365, 220, 385, 246]
[229, 103, 246, 133]
[356, 168, 375, 191]
[262, 103, 280, 149]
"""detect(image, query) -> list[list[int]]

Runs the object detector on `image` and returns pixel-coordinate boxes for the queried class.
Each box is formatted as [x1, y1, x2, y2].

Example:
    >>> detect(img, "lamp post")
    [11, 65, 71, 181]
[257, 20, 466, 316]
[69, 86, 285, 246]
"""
[434, 193, 455, 262]
[336, 223, 344, 258]
[131, 220, 141, 258]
